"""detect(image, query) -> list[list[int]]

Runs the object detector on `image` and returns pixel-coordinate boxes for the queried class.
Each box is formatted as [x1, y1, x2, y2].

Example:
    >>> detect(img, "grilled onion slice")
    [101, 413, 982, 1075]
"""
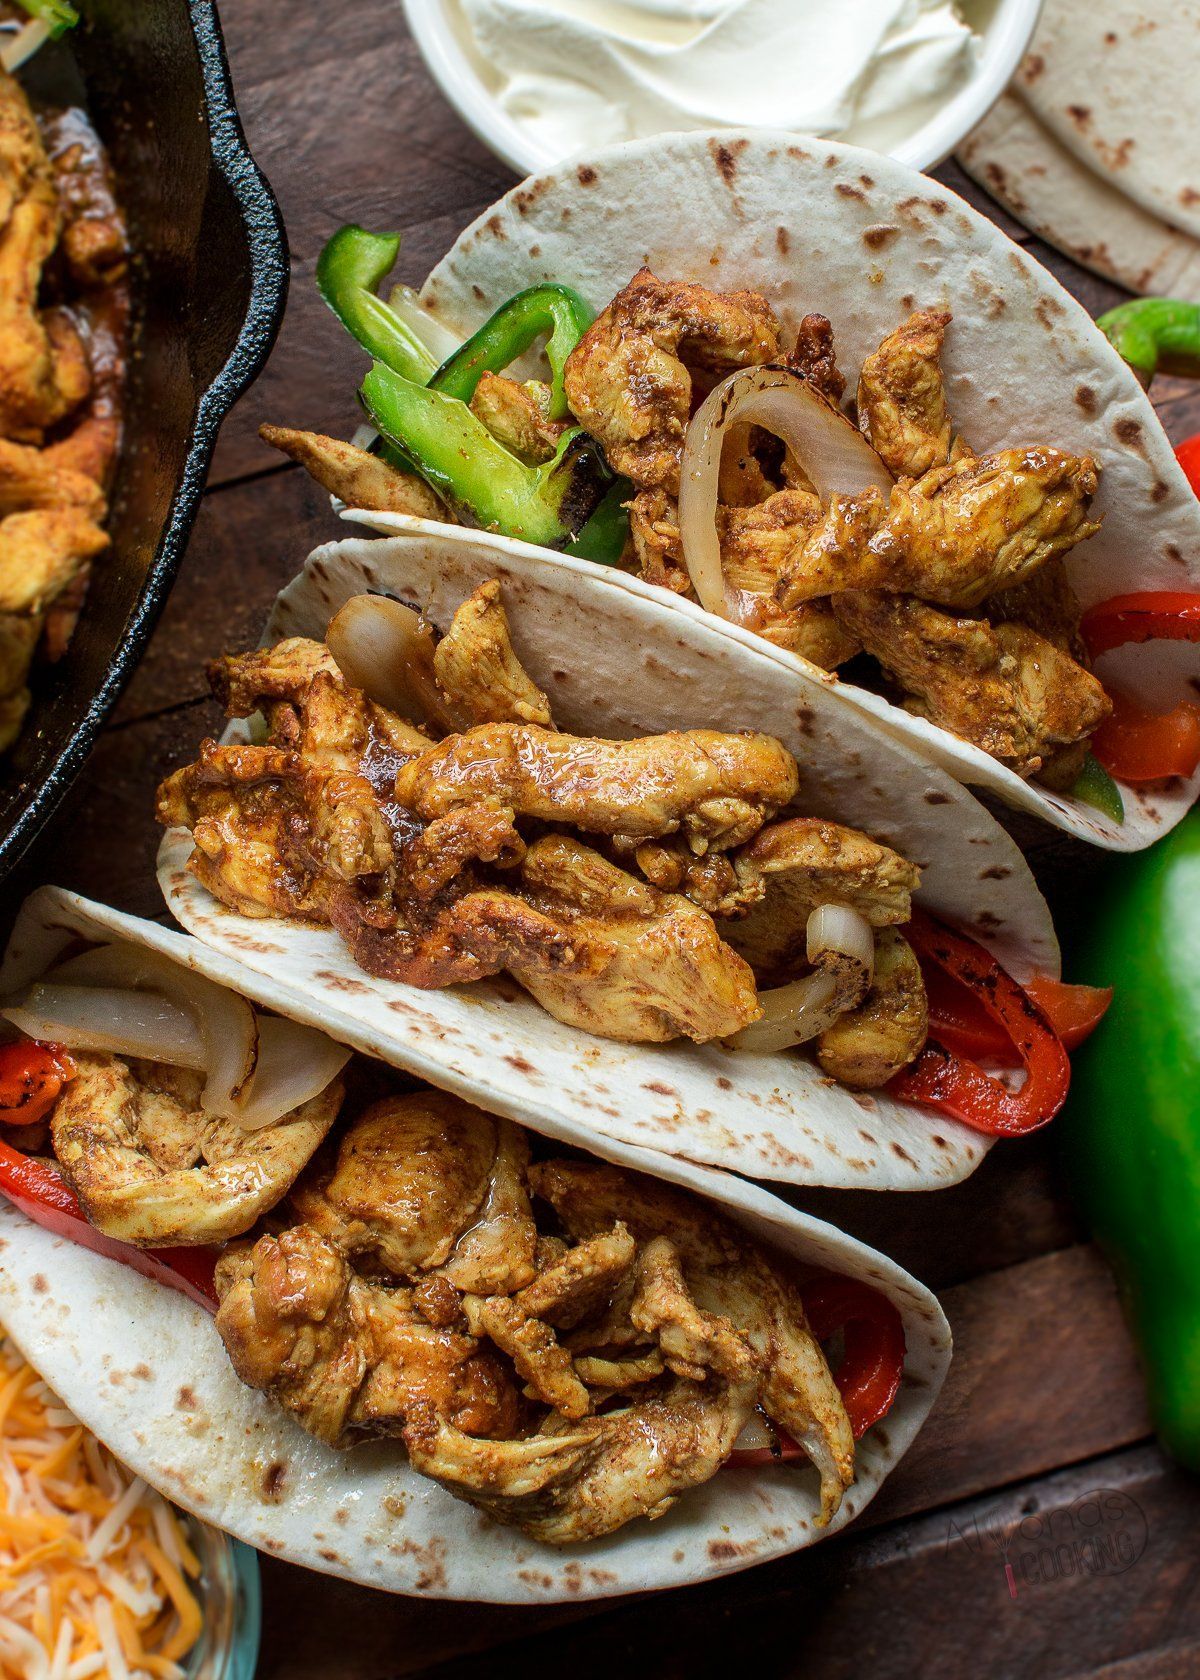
[327, 592, 463, 732]
[678, 365, 893, 619]
[729, 904, 875, 1054]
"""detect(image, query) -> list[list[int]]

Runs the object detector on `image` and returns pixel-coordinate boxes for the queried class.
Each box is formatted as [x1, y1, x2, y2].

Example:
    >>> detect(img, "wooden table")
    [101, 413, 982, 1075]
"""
[16, 2, 1200, 1672]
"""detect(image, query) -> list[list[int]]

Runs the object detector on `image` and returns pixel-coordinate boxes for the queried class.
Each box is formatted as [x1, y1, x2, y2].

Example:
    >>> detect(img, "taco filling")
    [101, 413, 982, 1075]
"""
[0, 963, 903, 1543]
[155, 580, 1095, 1135]
[266, 232, 1146, 797]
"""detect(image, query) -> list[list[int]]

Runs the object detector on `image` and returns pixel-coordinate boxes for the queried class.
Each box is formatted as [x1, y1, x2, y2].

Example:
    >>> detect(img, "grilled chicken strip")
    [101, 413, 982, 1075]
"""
[293, 1093, 537, 1292]
[564, 267, 780, 496]
[259, 424, 446, 520]
[856, 307, 967, 479]
[816, 927, 928, 1088]
[215, 1224, 520, 1446]
[726, 817, 920, 976]
[51, 1054, 340, 1247]
[831, 590, 1112, 782]
[431, 579, 554, 728]
[394, 722, 798, 851]
[777, 447, 1101, 613]
[468, 373, 564, 466]
[506, 835, 760, 1042]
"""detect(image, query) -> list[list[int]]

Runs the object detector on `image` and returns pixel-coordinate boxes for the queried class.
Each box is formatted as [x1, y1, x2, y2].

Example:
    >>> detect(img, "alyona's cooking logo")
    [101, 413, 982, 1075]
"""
[945, 1489, 1147, 1598]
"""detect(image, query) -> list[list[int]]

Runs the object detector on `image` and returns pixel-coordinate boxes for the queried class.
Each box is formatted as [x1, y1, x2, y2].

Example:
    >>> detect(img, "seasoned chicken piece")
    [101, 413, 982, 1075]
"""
[786, 312, 846, 407]
[564, 268, 780, 495]
[0, 610, 38, 696]
[631, 1236, 758, 1383]
[432, 580, 554, 727]
[215, 1224, 519, 1446]
[157, 741, 396, 923]
[441, 1110, 539, 1295]
[209, 639, 430, 773]
[464, 1293, 591, 1419]
[0, 681, 27, 751]
[532, 1158, 855, 1524]
[508, 835, 760, 1042]
[857, 307, 966, 479]
[0, 508, 108, 613]
[627, 836, 760, 917]
[726, 817, 920, 976]
[407, 1358, 758, 1544]
[816, 928, 928, 1088]
[469, 373, 564, 465]
[628, 487, 691, 594]
[831, 591, 1112, 781]
[462, 1228, 637, 1418]
[394, 722, 799, 851]
[720, 491, 861, 667]
[45, 122, 128, 290]
[0, 437, 106, 519]
[718, 424, 780, 508]
[0, 73, 91, 439]
[50, 1053, 341, 1246]
[258, 424, 447, 520]
[984, 556, 1085, 656]
[290, 1092, 527, 1276]
[778, 449, 1101, 611]
[399, 805, 525, 902]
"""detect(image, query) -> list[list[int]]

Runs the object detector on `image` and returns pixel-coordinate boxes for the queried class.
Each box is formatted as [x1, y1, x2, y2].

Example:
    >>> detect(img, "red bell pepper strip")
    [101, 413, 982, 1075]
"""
[923, 962, 1111, 1063]
[729, 1276, 906, 1462]
[890, 912, 1071, 1137]
[0, 1140, 218, 1312]
[0, 1041, 75, 1126]
[1175, 433, 1200, 497]
[1080, 593, 1200, 659]
[1091, 691, 1200, 783]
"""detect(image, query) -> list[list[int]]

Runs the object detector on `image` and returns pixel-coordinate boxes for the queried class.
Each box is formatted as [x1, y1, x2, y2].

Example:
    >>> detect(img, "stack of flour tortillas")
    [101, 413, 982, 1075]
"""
[958, 0, 1200, 296]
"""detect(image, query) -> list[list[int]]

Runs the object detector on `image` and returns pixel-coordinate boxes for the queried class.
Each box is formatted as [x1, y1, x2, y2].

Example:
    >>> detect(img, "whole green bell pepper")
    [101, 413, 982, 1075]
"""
[1065, 808, 1200, 1468]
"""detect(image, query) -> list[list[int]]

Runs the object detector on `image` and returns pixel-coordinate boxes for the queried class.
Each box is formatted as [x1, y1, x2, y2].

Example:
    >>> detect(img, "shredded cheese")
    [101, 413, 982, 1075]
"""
[0, 1338, 204, 1680]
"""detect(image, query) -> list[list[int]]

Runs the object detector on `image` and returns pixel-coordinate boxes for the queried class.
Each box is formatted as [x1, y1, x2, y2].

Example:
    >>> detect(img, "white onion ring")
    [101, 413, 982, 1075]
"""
[387, 284, 463, 363]
[729, 903, 875, 1054]
[327, 593, 462, 733]
[678, 366, 894, 619]
[3, 985, 207, 1068]
[48, 943, 258, 1119]
[231, 1016, 352, 1130]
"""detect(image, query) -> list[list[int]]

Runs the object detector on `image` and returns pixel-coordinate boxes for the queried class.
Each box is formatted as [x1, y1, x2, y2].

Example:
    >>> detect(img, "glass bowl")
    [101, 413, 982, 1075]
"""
[183, 1523, 262, 1680]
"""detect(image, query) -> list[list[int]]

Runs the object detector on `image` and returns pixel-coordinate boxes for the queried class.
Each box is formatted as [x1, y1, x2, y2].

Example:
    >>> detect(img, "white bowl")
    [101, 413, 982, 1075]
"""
[402, 0, 1043, 177]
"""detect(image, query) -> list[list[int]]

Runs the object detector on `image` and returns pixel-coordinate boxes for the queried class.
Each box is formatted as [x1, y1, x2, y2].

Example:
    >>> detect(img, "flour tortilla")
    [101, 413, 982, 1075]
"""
[0, 885, 951, 1603]
[337, 127, 1200, 849]
[959, 92, 1200, 299]
[159, 526, 1059, 1192]
[1014, 0, 1200, 244]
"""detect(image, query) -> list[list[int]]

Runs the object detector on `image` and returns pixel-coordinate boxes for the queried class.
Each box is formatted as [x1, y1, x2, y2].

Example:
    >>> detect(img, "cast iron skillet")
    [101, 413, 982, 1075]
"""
[0, 0, 287, 882]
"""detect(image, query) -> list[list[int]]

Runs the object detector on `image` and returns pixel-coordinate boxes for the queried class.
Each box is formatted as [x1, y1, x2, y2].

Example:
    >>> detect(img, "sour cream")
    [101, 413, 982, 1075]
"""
[449, 0, 981, 161]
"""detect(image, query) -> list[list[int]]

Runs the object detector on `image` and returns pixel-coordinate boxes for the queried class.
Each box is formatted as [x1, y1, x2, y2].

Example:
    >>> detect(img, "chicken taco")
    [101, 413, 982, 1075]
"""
[265, 130, 1200, 851]
[0, 885, 950, 1600]
[154, 527, 1108, 1193]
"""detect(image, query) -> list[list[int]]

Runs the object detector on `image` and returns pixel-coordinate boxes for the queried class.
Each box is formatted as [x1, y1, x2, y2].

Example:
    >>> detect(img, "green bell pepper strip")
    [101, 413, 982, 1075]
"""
[430, 285, 594, 420]
[1070, 754, 1125, 825]
[317, 226, 439, 385]
[1098, 298, 1200, 383]
[362, 362, 608, 547]
[15, 0, 77, 35]
[563, 477, 633, 565]
[1065, 808, 1200, 1469]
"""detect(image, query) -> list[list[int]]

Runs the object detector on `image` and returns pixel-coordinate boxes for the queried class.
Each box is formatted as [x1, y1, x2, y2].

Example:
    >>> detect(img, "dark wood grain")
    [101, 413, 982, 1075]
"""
[16, 1, 1197, 1673]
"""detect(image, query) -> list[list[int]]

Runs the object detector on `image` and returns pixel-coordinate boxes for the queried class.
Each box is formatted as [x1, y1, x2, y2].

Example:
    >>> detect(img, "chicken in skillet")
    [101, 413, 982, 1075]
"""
[158, 580, 932, 1087]
[268, 236, 1118, 791]
[0, 67, 128, 750]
